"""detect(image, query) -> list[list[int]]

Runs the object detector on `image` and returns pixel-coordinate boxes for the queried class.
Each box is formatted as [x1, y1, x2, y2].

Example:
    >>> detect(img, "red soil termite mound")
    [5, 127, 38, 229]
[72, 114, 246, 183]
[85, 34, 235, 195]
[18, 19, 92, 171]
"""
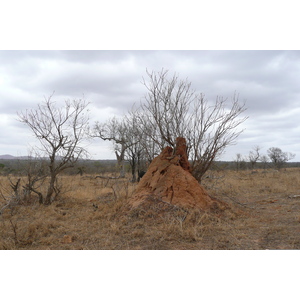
[129, 137, 225, 210]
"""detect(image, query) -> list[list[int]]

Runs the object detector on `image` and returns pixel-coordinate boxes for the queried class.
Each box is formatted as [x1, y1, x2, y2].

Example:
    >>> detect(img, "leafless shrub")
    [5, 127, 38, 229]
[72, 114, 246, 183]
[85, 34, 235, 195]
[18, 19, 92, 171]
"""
[18, 94, 90, 205]
[248, 145, 261, 169]
[92, 117, 128, 178]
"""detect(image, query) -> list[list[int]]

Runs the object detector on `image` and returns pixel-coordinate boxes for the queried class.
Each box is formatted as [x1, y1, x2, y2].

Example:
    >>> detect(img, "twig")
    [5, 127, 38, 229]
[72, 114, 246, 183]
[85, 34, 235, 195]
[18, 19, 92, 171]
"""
[0, 203, 11, 215]
[223, 195, 254, 208]
[111, 186, 117, 200]
[9, 219, 19, 244]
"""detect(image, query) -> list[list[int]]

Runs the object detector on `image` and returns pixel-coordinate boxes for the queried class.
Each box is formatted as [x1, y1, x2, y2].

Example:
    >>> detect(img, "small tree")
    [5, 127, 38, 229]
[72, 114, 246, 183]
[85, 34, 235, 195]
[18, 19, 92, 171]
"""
[18, 95, 90, 205]
[93, 117, 129, 178]
[123, 109, 149, 182]
[267, 147, 295, 169]
[234, 153, 246, 172]
[20, 154, 48, 203]
[259, 154, 269, 170]
[248, 145, 261, 169]
[93, 109, 148, 182]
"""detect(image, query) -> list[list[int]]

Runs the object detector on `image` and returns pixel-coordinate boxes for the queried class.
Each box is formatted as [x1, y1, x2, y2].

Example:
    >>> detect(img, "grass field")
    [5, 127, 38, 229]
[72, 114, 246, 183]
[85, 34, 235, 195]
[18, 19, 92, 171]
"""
[1, 168, 300, 250]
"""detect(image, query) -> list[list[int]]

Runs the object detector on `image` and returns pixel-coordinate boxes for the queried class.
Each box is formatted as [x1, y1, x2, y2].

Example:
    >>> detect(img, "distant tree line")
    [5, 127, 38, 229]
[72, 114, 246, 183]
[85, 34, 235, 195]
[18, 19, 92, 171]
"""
[0, 159, 125, 177]
[234, 146, 296, 171]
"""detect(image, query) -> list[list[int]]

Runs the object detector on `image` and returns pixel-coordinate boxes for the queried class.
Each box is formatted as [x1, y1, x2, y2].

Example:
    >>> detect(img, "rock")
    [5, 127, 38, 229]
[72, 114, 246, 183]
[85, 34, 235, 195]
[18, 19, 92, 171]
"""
[129, 137, 226, 211]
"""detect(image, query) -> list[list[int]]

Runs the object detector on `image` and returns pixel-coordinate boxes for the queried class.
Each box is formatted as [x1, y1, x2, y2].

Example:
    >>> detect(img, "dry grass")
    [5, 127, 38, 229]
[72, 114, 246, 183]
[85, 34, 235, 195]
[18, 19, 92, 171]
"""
[1, 168, 300, 250]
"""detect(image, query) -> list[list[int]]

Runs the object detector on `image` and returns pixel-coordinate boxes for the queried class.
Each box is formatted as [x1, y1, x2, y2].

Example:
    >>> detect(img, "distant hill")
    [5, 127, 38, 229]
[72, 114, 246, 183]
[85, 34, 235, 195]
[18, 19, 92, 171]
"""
[0, 155, 117, 163]
[0, 154, 16, 160]
[0, 154, 30, 160]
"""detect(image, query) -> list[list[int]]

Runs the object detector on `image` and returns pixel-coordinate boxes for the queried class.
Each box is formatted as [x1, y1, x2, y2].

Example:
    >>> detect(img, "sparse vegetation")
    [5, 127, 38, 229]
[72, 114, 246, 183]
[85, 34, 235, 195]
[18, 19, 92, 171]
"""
[1, 167, 300, 250]
[93, 69, 248, 182]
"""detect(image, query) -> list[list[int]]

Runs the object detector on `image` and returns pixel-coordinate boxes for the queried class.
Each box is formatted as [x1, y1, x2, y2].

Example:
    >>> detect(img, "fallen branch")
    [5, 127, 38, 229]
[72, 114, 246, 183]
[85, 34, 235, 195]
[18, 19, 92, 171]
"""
[95, 175, 122, 180]
[221, 194, 254, 208]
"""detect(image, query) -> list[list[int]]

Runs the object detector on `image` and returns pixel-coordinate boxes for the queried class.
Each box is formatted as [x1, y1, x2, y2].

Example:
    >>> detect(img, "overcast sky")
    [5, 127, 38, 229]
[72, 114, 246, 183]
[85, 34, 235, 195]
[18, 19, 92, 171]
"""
[0, 50, 299, 161]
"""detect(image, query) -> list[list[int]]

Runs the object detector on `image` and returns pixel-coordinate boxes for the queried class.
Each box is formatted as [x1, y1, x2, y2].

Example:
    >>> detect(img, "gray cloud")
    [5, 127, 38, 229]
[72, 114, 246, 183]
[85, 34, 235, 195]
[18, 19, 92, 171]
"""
[0, 50, 299, 161]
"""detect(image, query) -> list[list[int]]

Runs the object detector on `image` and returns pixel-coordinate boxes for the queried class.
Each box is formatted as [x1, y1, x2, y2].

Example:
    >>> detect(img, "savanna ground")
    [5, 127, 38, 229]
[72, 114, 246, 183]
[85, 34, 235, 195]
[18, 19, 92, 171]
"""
[1, 168, 300, 250]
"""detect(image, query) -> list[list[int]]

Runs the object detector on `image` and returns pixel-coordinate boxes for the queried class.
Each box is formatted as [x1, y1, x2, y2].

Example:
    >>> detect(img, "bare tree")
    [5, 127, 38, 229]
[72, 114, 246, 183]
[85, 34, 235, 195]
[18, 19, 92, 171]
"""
[140, 69, 248, 182]
[234, 153, 246, 172]
[134, 110, 162, 162]
[92, 117, 129, 178]
[123, 109, 149, 182]
[18, 94, 90, 205]
[187, 93, 247, 181]
[267, 147, 295, 169]
[0, 153, 48, 214]
[248, 145, 261, 169]
[259, 154, 269, 170]
[93, 108, 149, 181]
